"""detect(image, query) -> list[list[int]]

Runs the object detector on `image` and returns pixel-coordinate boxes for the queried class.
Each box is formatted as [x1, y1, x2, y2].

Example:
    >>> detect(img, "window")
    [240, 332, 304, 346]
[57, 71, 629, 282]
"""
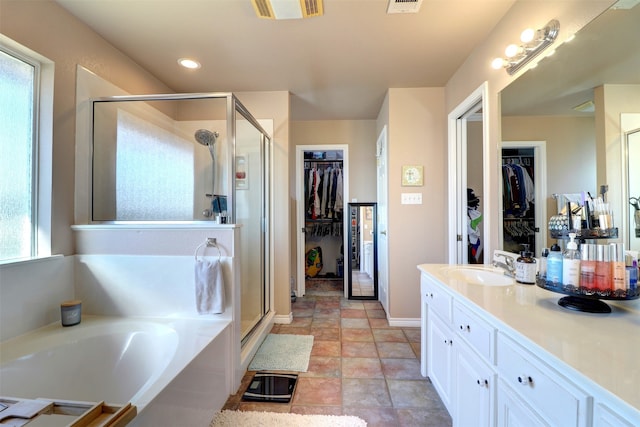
[0, 38, 53, 263]
[0, 48, 37, 261]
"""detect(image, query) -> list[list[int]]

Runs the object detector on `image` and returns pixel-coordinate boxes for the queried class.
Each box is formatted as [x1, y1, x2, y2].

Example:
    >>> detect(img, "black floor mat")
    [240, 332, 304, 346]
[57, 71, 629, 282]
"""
[242, 372, 298, 403]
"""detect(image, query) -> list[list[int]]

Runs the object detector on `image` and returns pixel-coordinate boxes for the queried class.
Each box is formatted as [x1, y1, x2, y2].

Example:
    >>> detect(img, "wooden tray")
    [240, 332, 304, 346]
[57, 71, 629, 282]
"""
[0, 397, 136, 427]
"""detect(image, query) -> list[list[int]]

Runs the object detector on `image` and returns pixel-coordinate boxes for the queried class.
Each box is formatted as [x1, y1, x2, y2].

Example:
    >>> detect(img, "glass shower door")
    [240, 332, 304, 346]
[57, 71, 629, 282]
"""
[234, 109, 270, 343]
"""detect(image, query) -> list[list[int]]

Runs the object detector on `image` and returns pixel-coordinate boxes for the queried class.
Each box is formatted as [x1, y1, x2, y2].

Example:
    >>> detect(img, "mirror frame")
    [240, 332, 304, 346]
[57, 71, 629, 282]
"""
[347, 202, 378, 300]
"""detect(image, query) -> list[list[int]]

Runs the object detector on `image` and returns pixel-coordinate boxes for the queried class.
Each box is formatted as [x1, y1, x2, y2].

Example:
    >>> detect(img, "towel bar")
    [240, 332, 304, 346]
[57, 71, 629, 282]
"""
[194, 238, 222, 262]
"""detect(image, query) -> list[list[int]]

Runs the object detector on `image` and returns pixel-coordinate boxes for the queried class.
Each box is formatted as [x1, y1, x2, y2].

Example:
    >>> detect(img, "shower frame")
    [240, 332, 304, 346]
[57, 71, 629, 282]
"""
[87, 91, 273, 346]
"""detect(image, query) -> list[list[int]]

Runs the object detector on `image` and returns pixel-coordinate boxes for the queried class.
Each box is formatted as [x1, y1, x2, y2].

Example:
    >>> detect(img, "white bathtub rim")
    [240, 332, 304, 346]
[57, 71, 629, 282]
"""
[0, 315, 231, 410]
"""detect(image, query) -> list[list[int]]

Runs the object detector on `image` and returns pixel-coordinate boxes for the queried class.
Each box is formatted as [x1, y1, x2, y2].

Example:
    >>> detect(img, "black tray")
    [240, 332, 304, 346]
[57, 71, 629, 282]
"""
[536, 277, 639, 313]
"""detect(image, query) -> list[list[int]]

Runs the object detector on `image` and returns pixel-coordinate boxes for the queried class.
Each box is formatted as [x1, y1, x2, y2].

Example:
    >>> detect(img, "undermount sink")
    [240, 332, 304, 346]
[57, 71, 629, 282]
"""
[442, 266, 515, 286]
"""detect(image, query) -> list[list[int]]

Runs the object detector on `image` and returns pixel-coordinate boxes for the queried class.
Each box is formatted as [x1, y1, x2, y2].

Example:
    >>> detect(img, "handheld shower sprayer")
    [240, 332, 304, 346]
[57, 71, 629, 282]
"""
[194, 129, 220, 219]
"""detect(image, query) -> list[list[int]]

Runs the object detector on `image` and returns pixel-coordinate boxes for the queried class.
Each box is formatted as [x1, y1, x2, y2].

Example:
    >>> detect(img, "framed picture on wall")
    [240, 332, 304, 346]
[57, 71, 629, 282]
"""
[236, 155, 248, 190]
[401, 165, 423, 186]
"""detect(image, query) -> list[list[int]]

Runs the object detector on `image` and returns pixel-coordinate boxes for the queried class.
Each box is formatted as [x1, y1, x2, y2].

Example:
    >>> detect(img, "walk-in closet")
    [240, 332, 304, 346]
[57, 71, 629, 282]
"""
[502, 147, 537, 254]
[302, 150, 345, 293]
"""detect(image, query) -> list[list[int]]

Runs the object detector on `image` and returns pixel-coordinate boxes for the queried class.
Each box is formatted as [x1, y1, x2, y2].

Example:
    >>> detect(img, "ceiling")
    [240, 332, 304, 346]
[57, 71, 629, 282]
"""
[54, 0, 516, 121]
[501, 3, 640, 116]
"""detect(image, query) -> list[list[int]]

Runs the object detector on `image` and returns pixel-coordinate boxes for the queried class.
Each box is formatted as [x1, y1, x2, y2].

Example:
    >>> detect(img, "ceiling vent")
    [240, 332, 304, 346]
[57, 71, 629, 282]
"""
[251, 0, 324, 19]
[387, 0, 424, 14]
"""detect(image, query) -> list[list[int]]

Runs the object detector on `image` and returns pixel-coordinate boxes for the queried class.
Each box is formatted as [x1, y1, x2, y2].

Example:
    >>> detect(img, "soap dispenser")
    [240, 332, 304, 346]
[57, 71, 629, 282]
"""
[546, 243, 563, 286]
[515, 244, 537, 285]
[562, 233, 581, 291]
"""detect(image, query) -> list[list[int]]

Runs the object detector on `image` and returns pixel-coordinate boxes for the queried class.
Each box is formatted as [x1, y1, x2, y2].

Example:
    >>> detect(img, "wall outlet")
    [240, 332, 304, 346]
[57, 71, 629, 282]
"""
[401, 193, 422, 204]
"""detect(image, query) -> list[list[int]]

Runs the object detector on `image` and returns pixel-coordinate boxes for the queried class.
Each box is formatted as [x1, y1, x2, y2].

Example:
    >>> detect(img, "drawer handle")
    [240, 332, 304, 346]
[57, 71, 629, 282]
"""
[459, 324, 471, 332]
[444, 339, 453, 345]
[517, 375, 533, 385]
[476, 379, 489, 387]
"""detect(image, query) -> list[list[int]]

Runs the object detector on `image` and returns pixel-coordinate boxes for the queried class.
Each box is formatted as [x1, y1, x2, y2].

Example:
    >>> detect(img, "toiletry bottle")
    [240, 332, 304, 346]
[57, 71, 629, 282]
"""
[580, 244, 596, 294]
[594, 244, 612, 297]
[546, 243, 563, 286]
[516, 244, 537, 285]
[625, 251, 638, 296]
[539, 248, 549, 280]
[610, 243, 626, 297]
[562, 233, 580, 292]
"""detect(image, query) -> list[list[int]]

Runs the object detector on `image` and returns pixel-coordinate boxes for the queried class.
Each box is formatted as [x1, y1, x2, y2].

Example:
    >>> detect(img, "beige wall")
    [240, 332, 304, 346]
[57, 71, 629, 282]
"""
[386, 88, 447, 319]
[289, 120, 377, 292]
[1, 0, 174, 255]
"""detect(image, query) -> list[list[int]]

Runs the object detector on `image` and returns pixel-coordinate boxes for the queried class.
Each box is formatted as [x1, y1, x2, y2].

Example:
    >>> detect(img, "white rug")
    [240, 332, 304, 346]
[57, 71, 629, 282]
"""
[248, 334, 314, 372]
[210, 410, 367, 427]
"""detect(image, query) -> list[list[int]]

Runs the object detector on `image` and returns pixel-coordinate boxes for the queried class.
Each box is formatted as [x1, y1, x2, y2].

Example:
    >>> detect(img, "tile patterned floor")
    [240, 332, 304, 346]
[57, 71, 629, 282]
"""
[223, 293, 452, 427]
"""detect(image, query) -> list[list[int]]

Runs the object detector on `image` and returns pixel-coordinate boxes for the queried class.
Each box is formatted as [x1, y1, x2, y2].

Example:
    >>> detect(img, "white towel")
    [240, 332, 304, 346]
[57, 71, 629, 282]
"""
[194, 259, 225, 314]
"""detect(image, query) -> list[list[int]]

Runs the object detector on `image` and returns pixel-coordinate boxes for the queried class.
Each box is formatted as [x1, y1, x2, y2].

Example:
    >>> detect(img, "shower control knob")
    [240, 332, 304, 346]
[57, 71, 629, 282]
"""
[202, 209, 212, 218]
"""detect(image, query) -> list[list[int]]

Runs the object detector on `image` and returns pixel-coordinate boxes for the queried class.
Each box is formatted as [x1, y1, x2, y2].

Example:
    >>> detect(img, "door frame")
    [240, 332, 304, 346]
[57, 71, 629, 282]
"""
[447, 82, 490, 264]
[499, 141, 547, 257]
[295, 144, 349, 298]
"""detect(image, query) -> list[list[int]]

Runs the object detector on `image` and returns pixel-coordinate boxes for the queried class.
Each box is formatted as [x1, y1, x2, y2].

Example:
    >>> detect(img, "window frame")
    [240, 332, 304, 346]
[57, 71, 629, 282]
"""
[0, 36, 54, 264]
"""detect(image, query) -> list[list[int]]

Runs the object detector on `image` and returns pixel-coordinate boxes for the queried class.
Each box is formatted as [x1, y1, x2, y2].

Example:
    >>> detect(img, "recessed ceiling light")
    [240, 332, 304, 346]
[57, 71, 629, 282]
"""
[178, 58, 201, 69]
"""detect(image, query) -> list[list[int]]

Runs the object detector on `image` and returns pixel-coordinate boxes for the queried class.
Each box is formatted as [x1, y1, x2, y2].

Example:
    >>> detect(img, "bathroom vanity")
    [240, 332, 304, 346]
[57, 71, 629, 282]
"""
[418, 264, 640, 426]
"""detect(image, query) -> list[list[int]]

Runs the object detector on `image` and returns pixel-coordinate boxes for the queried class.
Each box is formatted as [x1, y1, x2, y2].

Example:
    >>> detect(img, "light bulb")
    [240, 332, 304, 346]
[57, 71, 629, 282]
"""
[505, 44, 523, 58]
[520, 28, 535, 43]
[178, 58, 201, 69]
[491, 57, 507, 70]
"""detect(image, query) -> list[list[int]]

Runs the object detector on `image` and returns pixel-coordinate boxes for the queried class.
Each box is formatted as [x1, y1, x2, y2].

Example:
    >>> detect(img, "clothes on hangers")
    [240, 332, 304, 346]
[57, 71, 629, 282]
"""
[502, 163, 534, 217]
[304, 161, 343, 222]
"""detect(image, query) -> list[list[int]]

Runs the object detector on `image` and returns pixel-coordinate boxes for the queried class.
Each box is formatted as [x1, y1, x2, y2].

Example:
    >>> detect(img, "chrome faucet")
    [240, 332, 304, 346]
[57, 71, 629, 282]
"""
[492, 251, 517, 277]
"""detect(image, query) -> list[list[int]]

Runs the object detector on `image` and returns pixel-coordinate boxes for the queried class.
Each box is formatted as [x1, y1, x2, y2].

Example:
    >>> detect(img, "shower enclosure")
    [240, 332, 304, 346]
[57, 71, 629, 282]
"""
[90, 92, 271, 343]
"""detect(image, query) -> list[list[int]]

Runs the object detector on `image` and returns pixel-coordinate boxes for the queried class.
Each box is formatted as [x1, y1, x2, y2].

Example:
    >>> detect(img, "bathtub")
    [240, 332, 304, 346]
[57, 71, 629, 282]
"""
[0, 315, 232, 426]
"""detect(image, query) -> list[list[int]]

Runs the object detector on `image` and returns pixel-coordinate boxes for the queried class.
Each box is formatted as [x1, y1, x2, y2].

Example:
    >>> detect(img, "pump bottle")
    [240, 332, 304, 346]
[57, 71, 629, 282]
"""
[515, 244, 537, 285]
[546, 243, 563, 286]
[562, 233, 580, 291]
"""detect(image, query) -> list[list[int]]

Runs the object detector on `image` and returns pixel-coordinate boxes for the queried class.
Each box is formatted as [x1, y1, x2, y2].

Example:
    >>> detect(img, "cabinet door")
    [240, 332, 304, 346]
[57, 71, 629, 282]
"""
[428, 312, 454, 413]
[497, 380, 549, 427]
[594, 402, 640, 427]
[454, 343, 495, 427]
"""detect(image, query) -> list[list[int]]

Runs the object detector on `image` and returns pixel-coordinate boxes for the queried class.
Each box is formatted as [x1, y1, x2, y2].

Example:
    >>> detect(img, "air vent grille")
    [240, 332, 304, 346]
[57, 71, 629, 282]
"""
[387, 0, 423, 14]
[251, 0, 323, 19]
[252, 0, 274, 19]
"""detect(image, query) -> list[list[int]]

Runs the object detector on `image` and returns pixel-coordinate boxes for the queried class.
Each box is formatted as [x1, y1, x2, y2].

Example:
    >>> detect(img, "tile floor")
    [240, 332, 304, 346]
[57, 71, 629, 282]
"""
[351, 270, 375, 297]
[223, 293, 452, 426]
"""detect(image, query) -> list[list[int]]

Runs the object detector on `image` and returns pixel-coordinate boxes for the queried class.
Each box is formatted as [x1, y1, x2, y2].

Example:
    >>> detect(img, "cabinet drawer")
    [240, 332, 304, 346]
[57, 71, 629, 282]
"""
[421, 274, 452, 322]
[453, 302, 495, 363]
[497, 333, 590, 427]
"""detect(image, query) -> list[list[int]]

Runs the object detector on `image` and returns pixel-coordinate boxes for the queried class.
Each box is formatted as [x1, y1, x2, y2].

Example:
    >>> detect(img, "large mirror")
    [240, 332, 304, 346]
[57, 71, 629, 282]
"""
[501, 3, 640, 252]
[347, 203, 377, 299]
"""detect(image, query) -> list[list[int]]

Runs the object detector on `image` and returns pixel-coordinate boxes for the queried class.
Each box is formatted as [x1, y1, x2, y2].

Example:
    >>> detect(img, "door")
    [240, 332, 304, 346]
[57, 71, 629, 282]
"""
[448, 83, 489, 264]
[376, 126, 389, 312]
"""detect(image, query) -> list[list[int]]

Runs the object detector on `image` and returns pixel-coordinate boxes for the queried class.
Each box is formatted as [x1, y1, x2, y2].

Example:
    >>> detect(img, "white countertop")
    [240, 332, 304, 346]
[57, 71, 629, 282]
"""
[418, 264, 640, 413]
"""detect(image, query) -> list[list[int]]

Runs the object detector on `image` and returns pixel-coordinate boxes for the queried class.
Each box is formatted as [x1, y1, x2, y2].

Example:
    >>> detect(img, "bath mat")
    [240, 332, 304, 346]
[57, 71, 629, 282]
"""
[210, 410, 367, 427]
[248, 334, 314, 372]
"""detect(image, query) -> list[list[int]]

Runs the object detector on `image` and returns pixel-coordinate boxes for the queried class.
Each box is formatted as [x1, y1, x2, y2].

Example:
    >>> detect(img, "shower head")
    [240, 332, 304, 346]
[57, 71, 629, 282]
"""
[194, 129, 219, 146]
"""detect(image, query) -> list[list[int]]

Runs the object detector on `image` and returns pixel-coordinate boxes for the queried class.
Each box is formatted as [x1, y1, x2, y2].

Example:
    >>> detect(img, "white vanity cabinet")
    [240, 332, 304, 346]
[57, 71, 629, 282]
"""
[496, 333, 590, 427]
[421, 272, 496, 426]
[419, 266, 639, 427]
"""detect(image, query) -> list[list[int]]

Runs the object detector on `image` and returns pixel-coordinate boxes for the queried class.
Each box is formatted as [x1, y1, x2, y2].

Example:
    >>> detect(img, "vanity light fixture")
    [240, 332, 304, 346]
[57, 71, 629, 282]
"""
[492, 19, 560, 75]
[178, 58, 201, 69]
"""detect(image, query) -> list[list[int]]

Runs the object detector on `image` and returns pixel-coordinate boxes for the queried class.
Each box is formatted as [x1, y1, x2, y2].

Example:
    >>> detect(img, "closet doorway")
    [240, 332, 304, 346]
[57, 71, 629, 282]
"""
[296, 145, 349, 298]
[500, 141, 547, 257]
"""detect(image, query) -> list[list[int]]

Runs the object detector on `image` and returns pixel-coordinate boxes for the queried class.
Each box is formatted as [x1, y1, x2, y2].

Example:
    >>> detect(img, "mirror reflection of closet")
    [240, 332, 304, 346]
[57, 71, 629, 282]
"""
[347, 203, 377, 300]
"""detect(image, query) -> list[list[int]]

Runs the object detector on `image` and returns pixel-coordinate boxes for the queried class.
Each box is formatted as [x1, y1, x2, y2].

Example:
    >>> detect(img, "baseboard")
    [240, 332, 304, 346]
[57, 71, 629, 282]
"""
[273, 312, 293, 324]
[388, 318, 420, 328]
